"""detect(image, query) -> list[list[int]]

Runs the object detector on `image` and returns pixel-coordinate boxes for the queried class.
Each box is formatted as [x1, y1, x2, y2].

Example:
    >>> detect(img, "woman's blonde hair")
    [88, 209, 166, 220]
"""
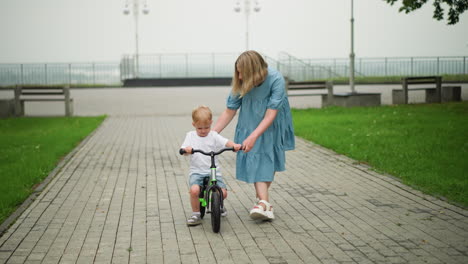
[231, 50, 268, 97]
[192, 105, 212, 124]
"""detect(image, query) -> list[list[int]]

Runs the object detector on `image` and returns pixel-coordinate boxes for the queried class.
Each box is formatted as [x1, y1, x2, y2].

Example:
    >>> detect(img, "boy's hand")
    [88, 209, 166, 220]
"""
[183, 146, 193, 155]
[233, 144, 242, 152]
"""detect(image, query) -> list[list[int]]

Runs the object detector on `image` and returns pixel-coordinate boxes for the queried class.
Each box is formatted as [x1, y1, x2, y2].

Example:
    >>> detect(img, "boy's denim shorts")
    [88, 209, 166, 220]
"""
[189, 173, 227, 189]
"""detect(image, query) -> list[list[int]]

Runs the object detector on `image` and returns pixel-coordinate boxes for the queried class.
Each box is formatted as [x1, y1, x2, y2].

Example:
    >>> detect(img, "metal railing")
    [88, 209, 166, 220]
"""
[0, 62, 121, 87]
[303, 56, 468, 78]
[120, 53, 239, 80]
[1, 54, 466, 86]
[277, 52, 349, 81]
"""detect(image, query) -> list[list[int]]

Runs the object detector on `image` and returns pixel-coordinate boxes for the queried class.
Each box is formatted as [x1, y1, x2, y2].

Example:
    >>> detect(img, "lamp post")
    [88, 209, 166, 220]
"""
[349, 0, 356, 93]
[234, 0, 261, 51]
[123, 0, 149, 78]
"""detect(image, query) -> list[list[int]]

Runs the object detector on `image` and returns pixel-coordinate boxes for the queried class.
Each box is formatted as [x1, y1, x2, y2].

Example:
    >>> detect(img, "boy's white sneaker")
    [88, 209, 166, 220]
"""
[221, 207, 227, 217]
[187, 214, 202, 226]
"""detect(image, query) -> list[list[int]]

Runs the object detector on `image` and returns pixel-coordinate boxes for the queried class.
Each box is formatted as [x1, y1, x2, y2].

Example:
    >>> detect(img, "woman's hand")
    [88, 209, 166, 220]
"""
[242, 134, 258, 153]
[242, 109, 278, 153]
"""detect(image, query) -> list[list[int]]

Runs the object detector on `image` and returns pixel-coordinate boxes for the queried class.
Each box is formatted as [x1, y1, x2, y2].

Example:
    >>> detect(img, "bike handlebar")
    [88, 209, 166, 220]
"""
[179, 147, 236, 156]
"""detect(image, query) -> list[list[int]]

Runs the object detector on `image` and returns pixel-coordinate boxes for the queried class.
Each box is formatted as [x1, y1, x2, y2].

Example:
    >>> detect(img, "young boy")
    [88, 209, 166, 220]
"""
[180, 105, 241, 226]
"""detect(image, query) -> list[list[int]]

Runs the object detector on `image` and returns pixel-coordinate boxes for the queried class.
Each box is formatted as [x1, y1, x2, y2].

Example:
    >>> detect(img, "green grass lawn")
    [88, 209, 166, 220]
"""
[0, 116, 106, 224]
[292, 102, 468, 207]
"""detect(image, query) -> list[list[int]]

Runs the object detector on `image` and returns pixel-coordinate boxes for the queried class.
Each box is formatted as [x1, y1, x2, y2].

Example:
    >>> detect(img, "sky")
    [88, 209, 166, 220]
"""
[0, 0, 467, 63]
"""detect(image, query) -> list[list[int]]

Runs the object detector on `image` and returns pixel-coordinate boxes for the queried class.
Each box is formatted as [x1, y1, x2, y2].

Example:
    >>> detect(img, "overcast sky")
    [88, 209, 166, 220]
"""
[0, 0, 467, 63]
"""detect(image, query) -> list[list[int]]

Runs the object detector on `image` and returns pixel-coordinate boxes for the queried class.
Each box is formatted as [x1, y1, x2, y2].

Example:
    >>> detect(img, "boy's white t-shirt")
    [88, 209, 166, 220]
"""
[181, 131, 229, 176]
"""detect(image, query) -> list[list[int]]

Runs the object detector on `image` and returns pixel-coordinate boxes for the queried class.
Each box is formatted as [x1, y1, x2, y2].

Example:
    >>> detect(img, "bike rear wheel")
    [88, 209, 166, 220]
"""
[200, 202, 206, 219]
[210, 190, 221, 233]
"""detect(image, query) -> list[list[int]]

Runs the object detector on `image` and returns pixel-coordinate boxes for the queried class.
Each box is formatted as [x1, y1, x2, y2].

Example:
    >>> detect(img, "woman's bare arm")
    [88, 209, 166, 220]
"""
[213, 108, 237, 133]
[242, 109, 278, 152]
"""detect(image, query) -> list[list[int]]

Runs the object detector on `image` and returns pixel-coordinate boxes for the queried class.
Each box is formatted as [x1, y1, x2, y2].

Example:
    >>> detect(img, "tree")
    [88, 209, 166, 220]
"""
[384, 0, 468, 25]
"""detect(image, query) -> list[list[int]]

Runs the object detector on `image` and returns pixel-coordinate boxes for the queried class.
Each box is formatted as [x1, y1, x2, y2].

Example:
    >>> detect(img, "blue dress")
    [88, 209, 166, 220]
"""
[227, 67, 295, 183]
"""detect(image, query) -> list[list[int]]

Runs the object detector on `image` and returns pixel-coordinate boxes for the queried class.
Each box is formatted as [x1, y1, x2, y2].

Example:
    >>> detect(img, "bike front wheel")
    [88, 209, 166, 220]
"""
[210, 190, 221, 233]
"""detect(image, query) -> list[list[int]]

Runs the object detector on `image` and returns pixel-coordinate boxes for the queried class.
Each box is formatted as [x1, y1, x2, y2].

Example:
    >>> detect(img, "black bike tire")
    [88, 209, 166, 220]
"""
[210, 190, 221, 233]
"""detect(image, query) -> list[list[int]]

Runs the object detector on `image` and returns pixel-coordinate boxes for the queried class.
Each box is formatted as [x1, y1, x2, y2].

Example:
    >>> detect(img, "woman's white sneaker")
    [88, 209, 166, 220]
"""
[249, 200, 273, 221]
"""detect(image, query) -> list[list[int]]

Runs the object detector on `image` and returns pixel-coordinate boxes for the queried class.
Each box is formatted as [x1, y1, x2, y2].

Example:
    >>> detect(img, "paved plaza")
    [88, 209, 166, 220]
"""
[0, 86, 467, 263]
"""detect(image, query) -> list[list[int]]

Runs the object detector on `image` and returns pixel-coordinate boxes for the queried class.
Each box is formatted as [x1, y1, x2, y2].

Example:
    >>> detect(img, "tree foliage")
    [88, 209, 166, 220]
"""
[384, 0, 468, 25]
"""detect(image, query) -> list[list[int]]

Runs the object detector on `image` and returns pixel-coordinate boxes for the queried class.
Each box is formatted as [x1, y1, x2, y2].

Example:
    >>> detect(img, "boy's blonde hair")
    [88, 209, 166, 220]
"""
[231, 50, 268, 97]
[192, 105, 212, 124]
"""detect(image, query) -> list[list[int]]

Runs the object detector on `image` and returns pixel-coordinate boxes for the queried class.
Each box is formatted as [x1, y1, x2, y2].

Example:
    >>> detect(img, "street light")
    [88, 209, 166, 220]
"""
[123, 0, 149, 78]
[349, 0, 356, 93]
[234, 0, 261, 51]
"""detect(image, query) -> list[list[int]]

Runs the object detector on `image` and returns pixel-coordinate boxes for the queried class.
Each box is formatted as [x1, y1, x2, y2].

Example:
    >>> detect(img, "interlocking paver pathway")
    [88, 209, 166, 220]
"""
[1, 114, 467, 263]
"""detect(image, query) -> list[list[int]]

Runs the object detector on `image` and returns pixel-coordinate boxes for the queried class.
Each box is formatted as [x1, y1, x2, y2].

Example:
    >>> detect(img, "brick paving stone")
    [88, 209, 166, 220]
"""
[0, 90, 467, 263]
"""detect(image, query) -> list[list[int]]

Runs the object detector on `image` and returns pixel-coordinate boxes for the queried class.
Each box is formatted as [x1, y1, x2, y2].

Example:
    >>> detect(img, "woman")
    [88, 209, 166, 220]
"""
[213, 50, 295, 220]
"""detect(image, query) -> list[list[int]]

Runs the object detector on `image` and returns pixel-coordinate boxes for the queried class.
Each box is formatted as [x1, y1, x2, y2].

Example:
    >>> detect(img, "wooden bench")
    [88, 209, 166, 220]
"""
[440, 85, 462, 102]
[14, 86, 73, 116]
[392, 76, 461, 104]
[330, 92, 381, 107]
[286, 79, 334, 106]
